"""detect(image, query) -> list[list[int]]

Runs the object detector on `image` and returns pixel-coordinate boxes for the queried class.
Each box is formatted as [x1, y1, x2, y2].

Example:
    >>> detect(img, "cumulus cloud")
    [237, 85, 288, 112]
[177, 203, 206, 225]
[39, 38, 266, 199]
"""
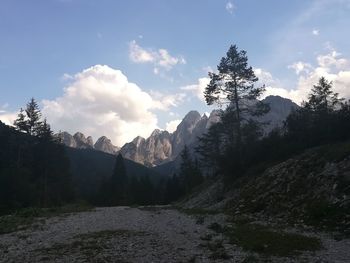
[0, 111, 17, 126]
[129, 40, 186, 73]
[149, 90, 186, 110]
[41, 65, 183, 146]
[0, 103, 17, 126]
[287, 62, 313, 75]
[226, 1, 235, 14]
[180, 77, 210, 102]
[260, 49, 350, 104]
[165, 119, 181, 133]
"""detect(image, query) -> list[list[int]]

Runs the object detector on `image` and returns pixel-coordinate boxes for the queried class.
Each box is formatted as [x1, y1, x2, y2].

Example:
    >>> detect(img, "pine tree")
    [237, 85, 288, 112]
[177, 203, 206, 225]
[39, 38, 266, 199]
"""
[286, 77, 345, 146]
[25, 98, 42, 136]
[204, 45, 269, 154]
[110, 153, 128, 205]
[179, 146, 203, 194]
[37, 118, 54, 141]
[305, 77, 343, 113]
[196, 123, 224, 176]
[14, 108, 28, 133]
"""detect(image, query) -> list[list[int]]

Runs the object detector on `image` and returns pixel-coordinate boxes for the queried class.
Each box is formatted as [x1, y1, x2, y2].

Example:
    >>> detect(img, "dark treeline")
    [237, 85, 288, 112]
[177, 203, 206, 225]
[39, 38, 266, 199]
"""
[96, 153, 161, 206]
[94, 147, 203, 206]
[164, 146, 204, 203]
[0, 100, 172, 211]
[196, 45, 350, 181]
[0, 99, 73, 215]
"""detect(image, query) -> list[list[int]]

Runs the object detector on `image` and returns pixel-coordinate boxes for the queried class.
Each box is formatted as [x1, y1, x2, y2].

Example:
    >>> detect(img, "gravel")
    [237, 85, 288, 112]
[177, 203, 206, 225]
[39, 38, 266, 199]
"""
[0, 206, 349, 262]
[0, 207, 246, 262]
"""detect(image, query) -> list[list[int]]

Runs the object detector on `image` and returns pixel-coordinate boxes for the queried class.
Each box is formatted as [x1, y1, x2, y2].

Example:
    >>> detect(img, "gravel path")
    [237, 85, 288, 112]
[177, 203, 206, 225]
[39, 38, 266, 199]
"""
[0, 206, 349, 262]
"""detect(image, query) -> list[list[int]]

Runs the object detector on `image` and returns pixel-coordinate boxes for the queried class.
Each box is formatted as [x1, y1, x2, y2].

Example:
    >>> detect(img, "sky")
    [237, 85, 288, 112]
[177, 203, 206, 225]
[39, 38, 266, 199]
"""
[1, 0, 350, 146]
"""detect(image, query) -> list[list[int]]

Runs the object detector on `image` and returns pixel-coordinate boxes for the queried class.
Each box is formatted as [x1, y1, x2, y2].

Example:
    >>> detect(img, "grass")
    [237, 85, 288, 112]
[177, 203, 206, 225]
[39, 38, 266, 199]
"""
[35, 229, 144, 261]
[223, 222, 322, 257]
[0, 203, 93, 235]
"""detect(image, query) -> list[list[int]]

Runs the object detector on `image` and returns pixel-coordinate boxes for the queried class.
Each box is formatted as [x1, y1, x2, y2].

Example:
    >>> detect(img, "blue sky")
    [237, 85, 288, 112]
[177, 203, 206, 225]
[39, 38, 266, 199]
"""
[1, 0, 350, 145]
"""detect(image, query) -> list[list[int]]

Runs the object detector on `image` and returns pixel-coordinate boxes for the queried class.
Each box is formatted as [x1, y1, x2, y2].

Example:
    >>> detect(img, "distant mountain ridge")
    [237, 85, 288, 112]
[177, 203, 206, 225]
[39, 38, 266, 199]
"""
[56, 132, 120, 154]
[58, 95, 298, 167]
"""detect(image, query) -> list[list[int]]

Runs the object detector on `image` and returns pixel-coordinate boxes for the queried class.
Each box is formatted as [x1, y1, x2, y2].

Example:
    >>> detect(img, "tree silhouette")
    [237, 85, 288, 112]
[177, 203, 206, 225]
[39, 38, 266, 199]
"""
[179, 145, 203, 194]
[306, 77, 343, 113]
[204, 45, 268, 156]
[25, 98, 42, 136]
[14, 108, 28, 133]
[110, 153, 128, 205]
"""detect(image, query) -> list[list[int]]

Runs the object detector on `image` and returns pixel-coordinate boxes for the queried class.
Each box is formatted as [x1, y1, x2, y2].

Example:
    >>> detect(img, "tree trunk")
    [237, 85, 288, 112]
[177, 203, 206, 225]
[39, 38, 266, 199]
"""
[233, 82, 242, 154]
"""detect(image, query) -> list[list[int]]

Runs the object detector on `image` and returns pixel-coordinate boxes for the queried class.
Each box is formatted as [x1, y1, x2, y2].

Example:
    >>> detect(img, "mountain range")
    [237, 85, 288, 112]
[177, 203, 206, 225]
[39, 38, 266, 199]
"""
[57, 95, 298, 167]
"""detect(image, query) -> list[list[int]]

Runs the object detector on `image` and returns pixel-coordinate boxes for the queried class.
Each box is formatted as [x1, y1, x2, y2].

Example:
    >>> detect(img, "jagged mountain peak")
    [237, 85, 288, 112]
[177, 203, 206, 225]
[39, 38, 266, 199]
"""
[182, 110, 201, 123]
[56, 131, 77, 148]
[94, 136, 119, 154]
[73, 132, 93, 149]
[87, 136, 94, 147]
[73, 132, 86, 139]
[132, 136, 145, 146]
[151, 129, 162, 137]
[57, 96, 298, 167]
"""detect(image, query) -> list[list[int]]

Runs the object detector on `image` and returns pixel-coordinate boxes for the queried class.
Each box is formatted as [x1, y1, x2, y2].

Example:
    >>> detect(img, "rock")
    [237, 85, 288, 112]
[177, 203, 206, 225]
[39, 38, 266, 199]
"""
[94, 136, 119, 154]
[86, 136, 94, 148]
[73, 132, 93, 149]
[56, 131, 76, 148]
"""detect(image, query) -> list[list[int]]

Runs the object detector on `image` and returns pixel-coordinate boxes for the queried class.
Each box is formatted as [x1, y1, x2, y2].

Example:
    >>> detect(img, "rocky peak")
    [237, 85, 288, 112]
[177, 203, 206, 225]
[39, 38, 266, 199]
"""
[73, 132, 89, 148]
[206, 110, 221, 129]
[263, 95, 298, 115]
[182, 111, 201, 126]
[87, 136, 94, 147]
[151, 129, 162, 137]
[57, 131, 76, 148]
[261, 95, 299, 132]
[171, 111, 203, 157]
[132, 136, 145, 147]
[94, 136, 119, 154]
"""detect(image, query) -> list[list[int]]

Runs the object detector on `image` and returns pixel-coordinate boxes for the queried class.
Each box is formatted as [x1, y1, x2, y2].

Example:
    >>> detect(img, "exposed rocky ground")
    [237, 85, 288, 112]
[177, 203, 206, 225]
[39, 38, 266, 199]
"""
[182, 143, 350, 233]
[0, 206, 349, 262]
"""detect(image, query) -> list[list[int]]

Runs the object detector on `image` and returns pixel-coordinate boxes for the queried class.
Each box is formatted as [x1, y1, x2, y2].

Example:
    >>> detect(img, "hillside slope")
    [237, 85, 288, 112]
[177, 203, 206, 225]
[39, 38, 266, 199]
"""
[181, 142, 350, 233]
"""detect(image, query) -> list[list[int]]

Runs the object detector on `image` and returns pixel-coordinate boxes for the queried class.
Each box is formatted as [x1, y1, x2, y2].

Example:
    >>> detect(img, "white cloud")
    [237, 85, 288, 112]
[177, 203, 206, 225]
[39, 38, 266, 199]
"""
[129, 40, 155, 63]
[287, 62, 313, 75]
[254, 68, 276, 86]
[165, 119, 181, 133]
[128, 40, 186, 73]
[181, 77, 210, 101]
[0, 103, 17, 126]
[261, 49, 350, 104]
[42, 65, 183, 146]
[149, 90, 186, 111]
[226, 1, 235, 14]
[312, 29, 319, 36]
[0, 111, 17, 126]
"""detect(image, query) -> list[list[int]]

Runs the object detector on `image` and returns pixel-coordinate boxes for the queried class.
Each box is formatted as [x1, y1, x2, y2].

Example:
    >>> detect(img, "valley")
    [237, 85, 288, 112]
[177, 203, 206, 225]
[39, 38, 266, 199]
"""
[1, 7, 350, 261]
